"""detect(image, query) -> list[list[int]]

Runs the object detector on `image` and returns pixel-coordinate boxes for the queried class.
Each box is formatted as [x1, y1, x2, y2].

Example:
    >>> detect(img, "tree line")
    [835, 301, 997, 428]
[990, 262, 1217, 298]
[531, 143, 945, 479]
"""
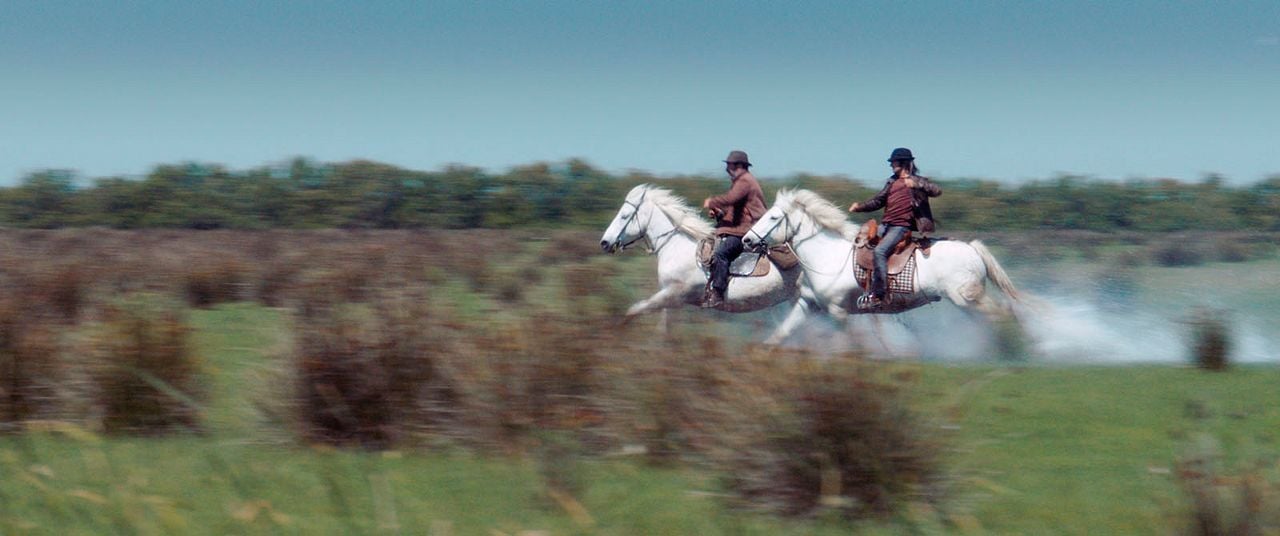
[3, 158, 1279, 231]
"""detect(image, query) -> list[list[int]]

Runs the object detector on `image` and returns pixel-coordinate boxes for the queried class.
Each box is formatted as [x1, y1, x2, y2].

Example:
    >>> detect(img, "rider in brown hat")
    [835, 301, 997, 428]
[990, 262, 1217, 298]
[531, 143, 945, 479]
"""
[848, 148, 942, 309]
[701, 150, 767, 308]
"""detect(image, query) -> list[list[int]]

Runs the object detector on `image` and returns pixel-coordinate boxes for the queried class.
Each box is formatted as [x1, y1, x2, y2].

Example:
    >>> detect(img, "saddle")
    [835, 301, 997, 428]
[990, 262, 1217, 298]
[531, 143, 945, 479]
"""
[697, 237, 772, 277]
[852, 219, 935, 296]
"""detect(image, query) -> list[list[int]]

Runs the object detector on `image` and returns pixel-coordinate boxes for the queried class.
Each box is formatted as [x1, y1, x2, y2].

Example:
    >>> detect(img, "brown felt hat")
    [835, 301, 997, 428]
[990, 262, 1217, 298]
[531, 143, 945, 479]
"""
[723, 150, 752, 167]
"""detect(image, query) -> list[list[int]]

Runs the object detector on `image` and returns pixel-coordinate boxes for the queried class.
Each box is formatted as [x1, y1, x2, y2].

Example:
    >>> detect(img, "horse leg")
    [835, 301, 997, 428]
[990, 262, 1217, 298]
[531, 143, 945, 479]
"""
[764, 299, 813, 345]
[951, 284, 1026, 359]
[826, 302, 850, 322]
[625, 285, 686, 318]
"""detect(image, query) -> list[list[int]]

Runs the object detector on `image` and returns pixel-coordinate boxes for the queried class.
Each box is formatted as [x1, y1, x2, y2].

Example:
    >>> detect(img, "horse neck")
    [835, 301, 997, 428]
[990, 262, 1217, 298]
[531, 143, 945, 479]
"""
[790, 219, 855, 276]
[642, 202, 697, 259]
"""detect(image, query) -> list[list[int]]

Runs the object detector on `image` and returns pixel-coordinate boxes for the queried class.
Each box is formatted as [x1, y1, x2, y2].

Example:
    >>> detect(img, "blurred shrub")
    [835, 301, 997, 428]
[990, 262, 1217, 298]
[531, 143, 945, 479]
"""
[606, 333, 729, 464]
[0, 298, 68, 430]
[493, 273, 526, 304]
[86, 293, 205, 434]
[291, 263, 373, 306]
[25, 260, 90, 322]
[1153, 242, 1206, 267]
[1215, 241, 1251, 263]
[185, 254, 250, 308]
[285, 288, 457, 449]
[1174, 434, 1280, 535]
[562, 264, 607, 303]
[538, 230, 602, 266]
[256, 253, 303, 307]
[457, 313, 610, 451]
[1186, 308, 1232, 371]
[708, 352, 948, 519]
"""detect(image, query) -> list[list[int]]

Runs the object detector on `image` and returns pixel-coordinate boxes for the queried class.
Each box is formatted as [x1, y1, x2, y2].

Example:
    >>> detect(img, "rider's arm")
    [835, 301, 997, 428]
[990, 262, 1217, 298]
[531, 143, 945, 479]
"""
[706, 179, 751, 211]
[852, 181, 892, 212]
[914, 177, 942, 197]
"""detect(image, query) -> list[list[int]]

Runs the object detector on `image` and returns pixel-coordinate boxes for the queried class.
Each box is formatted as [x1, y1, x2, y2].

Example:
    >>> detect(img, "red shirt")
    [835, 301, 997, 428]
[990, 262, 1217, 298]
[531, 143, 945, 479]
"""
[881, 177, 916, 229]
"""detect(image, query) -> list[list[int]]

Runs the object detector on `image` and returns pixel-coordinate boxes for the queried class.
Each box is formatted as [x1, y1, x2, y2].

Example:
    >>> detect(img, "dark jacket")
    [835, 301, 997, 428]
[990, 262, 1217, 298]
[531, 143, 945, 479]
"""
[852, 174, 942, 233]
[706, 171, 767, 237]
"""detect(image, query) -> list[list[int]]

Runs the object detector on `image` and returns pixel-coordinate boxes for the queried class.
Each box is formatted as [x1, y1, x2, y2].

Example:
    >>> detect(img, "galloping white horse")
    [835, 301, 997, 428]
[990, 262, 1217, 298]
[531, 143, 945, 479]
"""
[742, 189, 1022, 332]
[601, 184, 813, 342]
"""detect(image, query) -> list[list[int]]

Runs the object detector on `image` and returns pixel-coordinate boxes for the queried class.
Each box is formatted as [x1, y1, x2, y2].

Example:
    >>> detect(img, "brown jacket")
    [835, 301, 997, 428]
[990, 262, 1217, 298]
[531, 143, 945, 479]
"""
[852, 174, 943, 233]
[706, 171, 767, 237]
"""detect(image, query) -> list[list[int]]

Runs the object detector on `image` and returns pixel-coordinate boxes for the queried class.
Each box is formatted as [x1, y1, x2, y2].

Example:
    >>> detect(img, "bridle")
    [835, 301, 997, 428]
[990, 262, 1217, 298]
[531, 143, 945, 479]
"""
[746, 210, 792, 252]
[609, 190, 679, 255]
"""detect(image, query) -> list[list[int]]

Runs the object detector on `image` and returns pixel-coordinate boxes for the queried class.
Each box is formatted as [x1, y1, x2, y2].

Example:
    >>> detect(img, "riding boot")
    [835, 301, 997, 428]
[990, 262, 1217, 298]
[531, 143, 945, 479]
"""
[858, 269, 886, 311]
[702, 285, 724, 309]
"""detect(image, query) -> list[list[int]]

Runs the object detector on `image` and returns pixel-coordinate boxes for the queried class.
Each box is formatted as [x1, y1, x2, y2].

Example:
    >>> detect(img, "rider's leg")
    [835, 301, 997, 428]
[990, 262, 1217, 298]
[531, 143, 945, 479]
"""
[870, 226, 908, 299]
[709, 235, 744, 298]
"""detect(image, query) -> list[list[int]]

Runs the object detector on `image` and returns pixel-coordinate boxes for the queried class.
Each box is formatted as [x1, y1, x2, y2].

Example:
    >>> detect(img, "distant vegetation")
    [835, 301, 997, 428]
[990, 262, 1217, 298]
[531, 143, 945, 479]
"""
[4, 158, 1279, 231]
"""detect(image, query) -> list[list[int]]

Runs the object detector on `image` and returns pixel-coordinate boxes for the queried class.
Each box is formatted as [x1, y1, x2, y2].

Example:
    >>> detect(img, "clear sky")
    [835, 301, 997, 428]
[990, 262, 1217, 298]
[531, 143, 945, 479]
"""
[2, 1, 1277, 185]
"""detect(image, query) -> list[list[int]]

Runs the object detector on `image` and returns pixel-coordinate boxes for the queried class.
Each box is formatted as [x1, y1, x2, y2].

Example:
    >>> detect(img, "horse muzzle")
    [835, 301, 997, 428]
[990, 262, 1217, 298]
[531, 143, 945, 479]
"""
[601, 240, 617, 253]
[742, 236, 766, 253]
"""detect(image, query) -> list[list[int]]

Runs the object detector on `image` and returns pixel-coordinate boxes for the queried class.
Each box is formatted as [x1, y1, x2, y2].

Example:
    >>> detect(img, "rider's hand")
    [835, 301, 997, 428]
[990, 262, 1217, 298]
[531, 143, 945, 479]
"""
[848, 202, 860, 212]
[904, 178, 916, 188]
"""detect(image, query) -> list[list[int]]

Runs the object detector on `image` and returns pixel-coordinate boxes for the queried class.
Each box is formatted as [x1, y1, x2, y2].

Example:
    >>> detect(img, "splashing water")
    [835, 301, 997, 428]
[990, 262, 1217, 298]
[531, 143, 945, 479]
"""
[781, 292, 1279, 364]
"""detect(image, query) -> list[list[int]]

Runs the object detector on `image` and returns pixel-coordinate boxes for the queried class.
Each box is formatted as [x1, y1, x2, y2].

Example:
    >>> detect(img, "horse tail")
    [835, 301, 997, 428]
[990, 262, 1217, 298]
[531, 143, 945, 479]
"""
[969, 240, 1021, 302]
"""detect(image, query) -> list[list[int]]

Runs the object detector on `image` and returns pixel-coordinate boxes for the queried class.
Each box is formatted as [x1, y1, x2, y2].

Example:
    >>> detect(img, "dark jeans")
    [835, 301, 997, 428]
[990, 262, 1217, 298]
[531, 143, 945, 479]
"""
[870, 225, 909, 299]
[710, 235, 744, 294]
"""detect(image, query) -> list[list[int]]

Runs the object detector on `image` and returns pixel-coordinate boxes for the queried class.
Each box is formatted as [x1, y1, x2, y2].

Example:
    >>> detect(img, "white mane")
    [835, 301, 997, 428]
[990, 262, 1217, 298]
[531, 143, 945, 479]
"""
[776, 189, 860, 240]
[634, 184, 714, 240]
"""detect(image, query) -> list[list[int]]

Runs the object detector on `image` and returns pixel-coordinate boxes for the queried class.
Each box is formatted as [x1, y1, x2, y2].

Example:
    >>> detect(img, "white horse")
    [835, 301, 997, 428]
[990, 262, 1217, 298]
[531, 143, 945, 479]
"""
[600, 184, 812, 343]
[742, 189, 1024, 352]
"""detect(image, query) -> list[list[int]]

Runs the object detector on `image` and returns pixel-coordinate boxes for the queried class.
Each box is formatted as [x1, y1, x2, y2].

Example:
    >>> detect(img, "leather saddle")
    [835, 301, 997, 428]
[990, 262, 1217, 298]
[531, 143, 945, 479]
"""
[697, 237, 771, 277]
[852, 219, 934, 293]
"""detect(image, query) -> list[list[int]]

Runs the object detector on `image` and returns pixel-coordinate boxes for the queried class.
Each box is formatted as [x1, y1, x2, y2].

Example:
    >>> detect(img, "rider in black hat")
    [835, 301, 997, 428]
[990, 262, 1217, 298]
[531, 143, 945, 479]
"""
[848, 148, 942, 309]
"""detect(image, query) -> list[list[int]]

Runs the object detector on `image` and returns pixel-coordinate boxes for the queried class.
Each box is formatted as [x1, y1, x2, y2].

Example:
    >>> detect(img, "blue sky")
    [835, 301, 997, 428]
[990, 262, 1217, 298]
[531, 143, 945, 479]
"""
[2, 1, 1277, 185]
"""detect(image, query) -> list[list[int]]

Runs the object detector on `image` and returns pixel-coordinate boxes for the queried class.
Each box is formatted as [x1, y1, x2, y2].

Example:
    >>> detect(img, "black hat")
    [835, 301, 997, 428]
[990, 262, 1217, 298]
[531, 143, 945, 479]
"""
[887, 148, 915, 162]
[723, 150, 752, 167]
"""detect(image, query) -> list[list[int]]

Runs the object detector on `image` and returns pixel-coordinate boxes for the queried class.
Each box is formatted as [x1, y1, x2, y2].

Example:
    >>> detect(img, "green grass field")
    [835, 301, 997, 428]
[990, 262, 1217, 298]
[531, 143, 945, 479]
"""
[3, 302, 1277, 535]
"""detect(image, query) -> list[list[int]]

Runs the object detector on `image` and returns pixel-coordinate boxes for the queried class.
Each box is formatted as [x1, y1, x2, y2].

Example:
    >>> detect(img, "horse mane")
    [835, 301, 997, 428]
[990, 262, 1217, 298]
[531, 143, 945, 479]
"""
[777, 189, 860, 240]
[638, 184, 714, 240]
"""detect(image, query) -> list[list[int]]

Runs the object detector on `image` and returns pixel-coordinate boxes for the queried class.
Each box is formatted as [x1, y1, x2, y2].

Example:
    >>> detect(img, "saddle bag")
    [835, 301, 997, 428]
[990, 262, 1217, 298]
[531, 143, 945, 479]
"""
[766, 244, 799, 270]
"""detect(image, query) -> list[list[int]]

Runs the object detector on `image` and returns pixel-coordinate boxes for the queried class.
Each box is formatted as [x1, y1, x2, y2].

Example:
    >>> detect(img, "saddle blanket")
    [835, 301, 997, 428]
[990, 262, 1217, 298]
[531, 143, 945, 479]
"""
[853, 253, 916, 295]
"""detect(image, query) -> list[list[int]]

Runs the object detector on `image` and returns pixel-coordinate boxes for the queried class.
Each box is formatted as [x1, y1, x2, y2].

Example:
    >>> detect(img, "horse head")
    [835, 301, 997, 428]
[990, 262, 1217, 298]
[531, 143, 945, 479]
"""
[746, 189, 854, 252]
[601, 185, 712, 254]
[743, 192, 797, 252]
[601, 185, 650, 253]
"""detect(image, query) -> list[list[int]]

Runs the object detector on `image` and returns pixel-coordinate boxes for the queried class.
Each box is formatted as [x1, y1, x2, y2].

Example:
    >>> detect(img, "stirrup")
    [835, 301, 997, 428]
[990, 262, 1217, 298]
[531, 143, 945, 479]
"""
[856, 293, 882, 311]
